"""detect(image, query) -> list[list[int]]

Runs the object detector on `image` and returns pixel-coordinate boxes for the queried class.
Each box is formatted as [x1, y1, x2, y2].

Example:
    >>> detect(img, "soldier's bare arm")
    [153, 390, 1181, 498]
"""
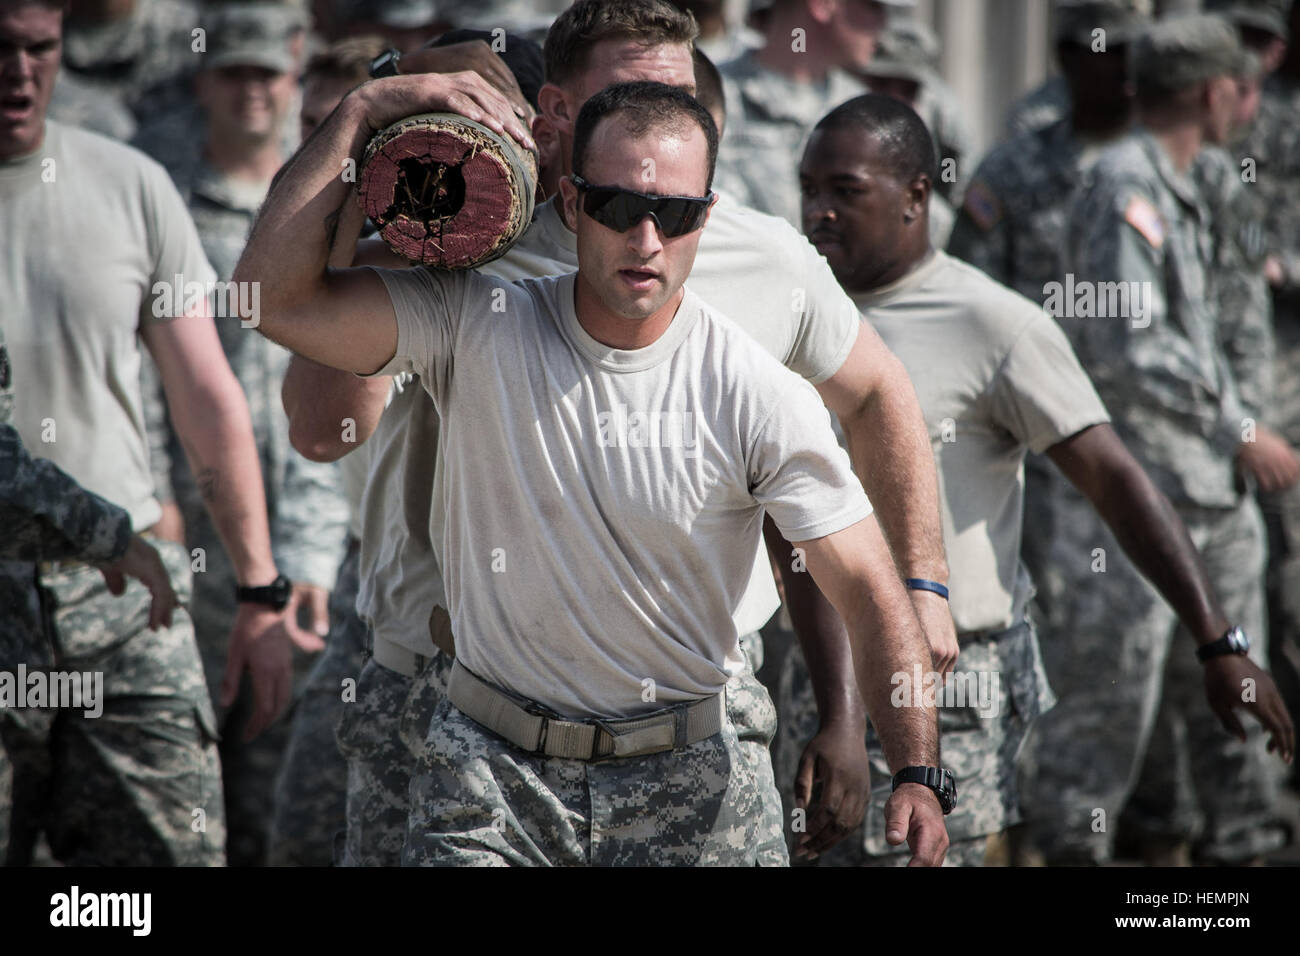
[762, 515, 869, 859]
[814, 322, 958, 675]
[796, 515, 948, 866]
[143, 308, 293, 740]
[1049, 422, 1296, 762]
[281, 209, 405, 462]
[234, 72, 533, 375]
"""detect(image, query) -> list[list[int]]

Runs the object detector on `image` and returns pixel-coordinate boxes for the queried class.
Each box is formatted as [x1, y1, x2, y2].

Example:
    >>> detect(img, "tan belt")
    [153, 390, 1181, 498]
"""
[447, 659, 725, 762]
[372, 636, 426, 678]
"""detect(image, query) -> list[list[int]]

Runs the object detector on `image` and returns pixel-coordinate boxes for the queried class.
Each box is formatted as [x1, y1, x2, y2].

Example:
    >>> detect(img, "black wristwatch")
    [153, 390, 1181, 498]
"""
[893, 766, 957, 815]
[235, 574, 292, 612]
[369, 48, 402, 78]
[1197, 625, 1251, 663]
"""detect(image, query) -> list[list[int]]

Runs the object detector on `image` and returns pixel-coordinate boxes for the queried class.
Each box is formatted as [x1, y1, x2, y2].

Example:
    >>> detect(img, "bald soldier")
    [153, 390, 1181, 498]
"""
[783, 92, 1295, 866]
[1026, 14, 1293, 865]
[236, 77, 949, 866]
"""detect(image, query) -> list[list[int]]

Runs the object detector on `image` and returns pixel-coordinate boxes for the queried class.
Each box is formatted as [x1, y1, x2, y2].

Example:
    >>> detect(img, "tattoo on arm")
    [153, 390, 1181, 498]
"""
[196, 467, 220, 504]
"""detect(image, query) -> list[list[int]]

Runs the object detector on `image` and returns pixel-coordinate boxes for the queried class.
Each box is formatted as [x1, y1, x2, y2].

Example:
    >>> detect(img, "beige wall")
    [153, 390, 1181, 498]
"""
[918, 0, 1055, 163]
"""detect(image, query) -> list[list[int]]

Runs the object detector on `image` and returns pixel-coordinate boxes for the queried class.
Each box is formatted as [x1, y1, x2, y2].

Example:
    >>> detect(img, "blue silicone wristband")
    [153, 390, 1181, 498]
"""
[906, 578, 949, 600]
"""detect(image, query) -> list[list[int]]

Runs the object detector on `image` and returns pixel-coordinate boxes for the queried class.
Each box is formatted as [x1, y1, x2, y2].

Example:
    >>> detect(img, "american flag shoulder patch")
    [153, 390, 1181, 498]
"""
[1123, 195, 1166, 249]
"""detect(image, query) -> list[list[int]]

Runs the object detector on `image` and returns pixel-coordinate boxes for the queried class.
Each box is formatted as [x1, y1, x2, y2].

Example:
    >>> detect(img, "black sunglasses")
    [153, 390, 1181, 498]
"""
[570, 175, 714, 238]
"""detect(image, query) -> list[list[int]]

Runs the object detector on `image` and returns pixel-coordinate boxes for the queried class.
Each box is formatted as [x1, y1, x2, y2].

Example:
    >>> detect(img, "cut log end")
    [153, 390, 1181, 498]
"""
[359, 115, 535, 269]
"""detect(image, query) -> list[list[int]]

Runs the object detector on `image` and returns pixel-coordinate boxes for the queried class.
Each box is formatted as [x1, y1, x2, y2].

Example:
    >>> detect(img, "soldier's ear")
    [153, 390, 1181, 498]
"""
[539, 83, 575, 137]
[903, 174, 930, 224]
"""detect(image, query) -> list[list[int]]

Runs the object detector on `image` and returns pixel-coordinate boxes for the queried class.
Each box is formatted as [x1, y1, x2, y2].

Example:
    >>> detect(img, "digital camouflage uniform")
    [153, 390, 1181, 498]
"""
[0, 330, 225, 866]
[777, 623, 1054, 867]
[134, 7, 349, 857]
[404, 695, 768, 866]
[339, 646, 451, 866]
[1021, 114, 1284, 863]
[144, 157, 348, 866]
[1003, 75, 1071, 141]
[267, 537, 365, 866]
[714, 49, 868, 228]
[947, 116, 1122, 661]
[354, 626, 784, 866]
[0, 328, 131, 569]
[60, 0, 204, 122]
[1240, 67, 1300, 753]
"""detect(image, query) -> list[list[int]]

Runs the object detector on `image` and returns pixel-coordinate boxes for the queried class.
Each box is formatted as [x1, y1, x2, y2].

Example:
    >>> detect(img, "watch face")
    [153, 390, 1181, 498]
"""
[1229, 627, 1250, 654]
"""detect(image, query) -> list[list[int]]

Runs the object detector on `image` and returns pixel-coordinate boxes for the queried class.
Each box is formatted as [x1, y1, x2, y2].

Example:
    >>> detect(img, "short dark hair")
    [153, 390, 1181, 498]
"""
[691, 47, 725, 124]
[572, 80, 719, 190]
[544, 0, 698, 87]
[303, 35, 387, 87]
[813, 93, 938, 185]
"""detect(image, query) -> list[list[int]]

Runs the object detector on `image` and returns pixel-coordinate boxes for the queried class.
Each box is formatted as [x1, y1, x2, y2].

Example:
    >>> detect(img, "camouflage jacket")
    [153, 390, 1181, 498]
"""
[1062, 128, 1246, 508]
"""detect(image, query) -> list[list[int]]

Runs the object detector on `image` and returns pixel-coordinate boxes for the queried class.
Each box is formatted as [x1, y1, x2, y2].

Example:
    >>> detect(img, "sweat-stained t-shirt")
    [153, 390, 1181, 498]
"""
[370, 268, 872, 719]
[361, 191, 862, 660]
[853, 251, 1111, 635]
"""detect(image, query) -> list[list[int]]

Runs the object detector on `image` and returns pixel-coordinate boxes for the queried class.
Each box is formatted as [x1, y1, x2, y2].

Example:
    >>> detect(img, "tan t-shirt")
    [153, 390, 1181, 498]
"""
[853, 251, 1110, 634]
[0, 121, 215, 531]
[372, 268, 870, 717]
[361, 192, 860, 658]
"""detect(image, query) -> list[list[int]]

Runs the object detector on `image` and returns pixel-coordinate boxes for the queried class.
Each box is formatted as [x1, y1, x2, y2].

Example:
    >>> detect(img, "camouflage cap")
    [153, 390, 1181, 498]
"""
[336, 0, 441, 30]
[1132, 13, 1243, 93]
[862, 18, 939, 84]
[202, 3, 306, 73]
[1204, 0, 1293, 39]
[1055, 0, 1153, 47]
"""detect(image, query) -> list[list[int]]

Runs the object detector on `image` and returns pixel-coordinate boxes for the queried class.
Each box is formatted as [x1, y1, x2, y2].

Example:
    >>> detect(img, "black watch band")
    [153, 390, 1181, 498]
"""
[369, 48, 402, 79]
[1197, 625, 1250, 662]
[892, 766, 957, 815]
[236, 573, 292, 612]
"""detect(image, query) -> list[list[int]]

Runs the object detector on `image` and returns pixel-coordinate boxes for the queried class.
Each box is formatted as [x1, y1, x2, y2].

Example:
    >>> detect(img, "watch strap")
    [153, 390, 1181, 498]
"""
[1197, 625, 1249, 662]
[892, 766, 956, 814]
[369, 48, 402, 79]
[236, 573, 291, 611]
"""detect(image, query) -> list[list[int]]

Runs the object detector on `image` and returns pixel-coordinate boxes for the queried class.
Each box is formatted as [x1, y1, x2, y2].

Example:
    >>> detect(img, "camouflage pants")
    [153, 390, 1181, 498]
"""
[338, 627, 782, 865]
[777, 621, 1053, 865]
[336, 647, 452, 866]
[731, 631, 787, 866]
[268, 538, 366, 866]
[189, 546, 323, 866]
[1020, 496, 1284, 864]
[403, 693, 770, 866]
[0, 540, 225, 865]
[1260, 480, 1300, 787]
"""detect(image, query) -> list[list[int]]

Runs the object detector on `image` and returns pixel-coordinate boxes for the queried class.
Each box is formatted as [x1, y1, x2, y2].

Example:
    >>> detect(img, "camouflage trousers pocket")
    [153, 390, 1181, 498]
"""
[43, 538, 194, 662]
[335, 658, 411, 762]
[726, 657, 777, 747]
[398, 650, 453, 761]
